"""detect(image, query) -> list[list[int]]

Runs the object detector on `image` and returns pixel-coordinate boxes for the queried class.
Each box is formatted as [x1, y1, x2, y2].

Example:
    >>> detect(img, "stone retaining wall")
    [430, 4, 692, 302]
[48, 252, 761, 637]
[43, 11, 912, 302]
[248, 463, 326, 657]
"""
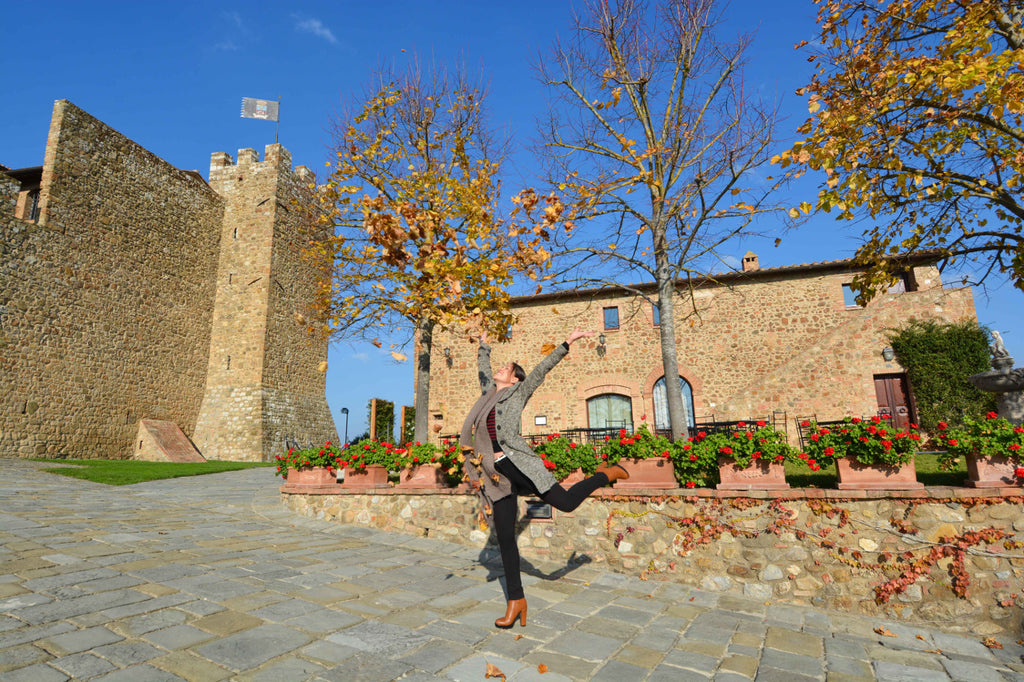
[283, 485, 1024, 635]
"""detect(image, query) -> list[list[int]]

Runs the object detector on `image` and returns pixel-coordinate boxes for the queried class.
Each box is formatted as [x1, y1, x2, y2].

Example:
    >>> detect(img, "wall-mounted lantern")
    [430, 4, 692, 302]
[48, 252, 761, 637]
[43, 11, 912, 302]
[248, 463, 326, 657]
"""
[597, 333, 607, 358]
[882, 346, 895, 362]
[444, 347, 453, 368]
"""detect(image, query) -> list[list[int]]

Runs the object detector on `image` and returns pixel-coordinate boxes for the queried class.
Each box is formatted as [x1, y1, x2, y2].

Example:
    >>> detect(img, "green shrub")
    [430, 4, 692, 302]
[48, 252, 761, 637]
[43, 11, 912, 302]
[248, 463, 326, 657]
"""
[887, 319, 996, 431]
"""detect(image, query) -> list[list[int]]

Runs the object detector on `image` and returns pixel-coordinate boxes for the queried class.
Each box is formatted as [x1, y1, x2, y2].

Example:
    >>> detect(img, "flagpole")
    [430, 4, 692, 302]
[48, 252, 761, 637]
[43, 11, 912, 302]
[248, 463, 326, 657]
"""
[276, 95, 280, 145]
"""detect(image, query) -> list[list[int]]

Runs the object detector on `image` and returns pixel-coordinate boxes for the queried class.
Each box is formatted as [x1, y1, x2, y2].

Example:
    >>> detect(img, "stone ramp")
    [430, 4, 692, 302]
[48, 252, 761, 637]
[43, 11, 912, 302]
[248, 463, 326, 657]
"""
[134, 418, 205, 462]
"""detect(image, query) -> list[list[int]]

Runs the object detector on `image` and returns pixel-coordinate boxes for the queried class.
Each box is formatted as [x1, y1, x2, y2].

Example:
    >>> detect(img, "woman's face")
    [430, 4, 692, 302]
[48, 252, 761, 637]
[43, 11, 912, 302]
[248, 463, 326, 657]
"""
[494, 362, 520, 385]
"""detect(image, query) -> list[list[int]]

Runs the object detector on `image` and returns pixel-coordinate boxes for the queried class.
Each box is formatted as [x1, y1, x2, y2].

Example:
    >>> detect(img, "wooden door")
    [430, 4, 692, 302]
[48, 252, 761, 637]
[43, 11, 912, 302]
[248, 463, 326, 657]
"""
[874, 374, 914, 430]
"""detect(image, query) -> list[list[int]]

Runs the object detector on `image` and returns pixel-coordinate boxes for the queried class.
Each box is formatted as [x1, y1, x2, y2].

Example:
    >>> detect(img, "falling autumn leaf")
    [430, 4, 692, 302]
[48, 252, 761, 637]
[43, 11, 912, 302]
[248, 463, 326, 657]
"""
[491, 474, 501, 484]
[317, 360, 328, 373]
[874, 627, 897, 638]
[538, 663, 549, 673]
[390, 351, 407, 362]
[371, 338, 382, 348]
[540, 342, 556, 355]
[484, 662, 506, 680]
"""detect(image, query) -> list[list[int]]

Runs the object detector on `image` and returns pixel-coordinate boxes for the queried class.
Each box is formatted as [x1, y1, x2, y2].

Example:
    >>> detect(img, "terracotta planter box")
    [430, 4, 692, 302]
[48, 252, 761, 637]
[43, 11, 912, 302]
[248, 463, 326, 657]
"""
[398, 464, 446, 489]
[342, 464, 390, 489]
[965, 453, 1022, 488]
[560, 468, 586, 486]
[614, 457, 677, 489]
[280, 466, 340, 493]
[836, 457, 923, 490]
[717, 457, 789, 490]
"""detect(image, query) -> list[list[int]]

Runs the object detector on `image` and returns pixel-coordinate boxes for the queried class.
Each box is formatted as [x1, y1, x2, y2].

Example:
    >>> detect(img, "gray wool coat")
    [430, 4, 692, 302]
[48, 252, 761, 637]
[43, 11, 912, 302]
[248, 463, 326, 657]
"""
[460, 341, 569, 503]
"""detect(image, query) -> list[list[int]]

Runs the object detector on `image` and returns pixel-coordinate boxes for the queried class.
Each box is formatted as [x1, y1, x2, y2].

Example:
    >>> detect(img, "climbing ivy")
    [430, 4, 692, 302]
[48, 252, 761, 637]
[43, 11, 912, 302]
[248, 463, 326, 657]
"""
[887, 319, 996, 431]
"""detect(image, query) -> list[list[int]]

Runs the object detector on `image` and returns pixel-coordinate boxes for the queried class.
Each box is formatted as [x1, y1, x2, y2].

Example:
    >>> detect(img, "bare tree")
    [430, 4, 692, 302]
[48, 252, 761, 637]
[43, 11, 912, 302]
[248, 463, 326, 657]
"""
[538, 0, 792, 437]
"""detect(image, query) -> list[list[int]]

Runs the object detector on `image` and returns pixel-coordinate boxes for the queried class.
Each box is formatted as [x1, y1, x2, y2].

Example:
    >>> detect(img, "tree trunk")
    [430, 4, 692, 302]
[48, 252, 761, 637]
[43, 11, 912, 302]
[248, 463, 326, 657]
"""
[652, 219, 690, 440]
[414, 319, 434, 443]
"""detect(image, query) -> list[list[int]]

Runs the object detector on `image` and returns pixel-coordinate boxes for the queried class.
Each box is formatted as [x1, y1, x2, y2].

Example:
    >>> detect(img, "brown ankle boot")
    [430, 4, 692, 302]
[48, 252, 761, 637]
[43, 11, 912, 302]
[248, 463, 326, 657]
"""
[495, 598, 527, 628]
[595, 463, 630, 484]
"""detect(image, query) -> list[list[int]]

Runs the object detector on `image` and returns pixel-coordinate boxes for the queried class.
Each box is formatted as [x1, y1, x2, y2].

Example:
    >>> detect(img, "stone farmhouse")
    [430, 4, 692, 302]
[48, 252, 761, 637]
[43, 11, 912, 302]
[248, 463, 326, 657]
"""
[427, 254, 978, 443]
[1, 101, 337, 461]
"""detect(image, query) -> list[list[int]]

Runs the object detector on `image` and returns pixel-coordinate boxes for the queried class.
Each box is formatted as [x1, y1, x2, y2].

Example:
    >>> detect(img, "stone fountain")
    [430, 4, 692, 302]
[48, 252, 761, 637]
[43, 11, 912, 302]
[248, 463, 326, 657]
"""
[968, 331, 1024, 425]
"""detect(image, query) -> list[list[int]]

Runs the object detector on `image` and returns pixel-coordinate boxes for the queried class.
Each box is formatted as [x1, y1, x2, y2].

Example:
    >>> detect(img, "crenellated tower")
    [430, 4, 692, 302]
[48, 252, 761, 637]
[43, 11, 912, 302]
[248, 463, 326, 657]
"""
[192, 144, 336, 461]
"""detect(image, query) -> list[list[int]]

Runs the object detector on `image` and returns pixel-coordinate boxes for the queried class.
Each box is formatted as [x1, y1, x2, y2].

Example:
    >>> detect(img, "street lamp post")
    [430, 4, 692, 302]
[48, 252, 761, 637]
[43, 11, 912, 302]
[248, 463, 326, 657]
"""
[340, 407, 349, 445]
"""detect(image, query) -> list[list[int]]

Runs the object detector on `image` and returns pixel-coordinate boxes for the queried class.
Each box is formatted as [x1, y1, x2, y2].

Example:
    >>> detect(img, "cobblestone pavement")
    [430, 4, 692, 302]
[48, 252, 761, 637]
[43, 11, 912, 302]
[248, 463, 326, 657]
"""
[2, 459, 1024, 681]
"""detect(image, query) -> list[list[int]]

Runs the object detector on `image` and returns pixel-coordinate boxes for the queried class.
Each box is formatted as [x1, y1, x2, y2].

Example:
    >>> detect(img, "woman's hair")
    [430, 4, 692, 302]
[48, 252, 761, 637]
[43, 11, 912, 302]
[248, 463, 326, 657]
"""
[511, 363, 526, 383]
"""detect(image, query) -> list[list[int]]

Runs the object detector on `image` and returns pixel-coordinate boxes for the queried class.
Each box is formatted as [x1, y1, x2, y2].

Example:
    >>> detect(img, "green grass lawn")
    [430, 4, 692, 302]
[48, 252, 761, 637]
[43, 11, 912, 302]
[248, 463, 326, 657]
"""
[34, 459, 273, 486]
[783, 451, 968, 488]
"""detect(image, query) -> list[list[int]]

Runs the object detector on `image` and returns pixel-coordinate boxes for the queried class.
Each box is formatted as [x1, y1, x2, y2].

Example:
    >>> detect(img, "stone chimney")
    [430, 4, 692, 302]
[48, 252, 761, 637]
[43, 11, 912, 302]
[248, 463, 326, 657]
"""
[742, 251, 759, 272]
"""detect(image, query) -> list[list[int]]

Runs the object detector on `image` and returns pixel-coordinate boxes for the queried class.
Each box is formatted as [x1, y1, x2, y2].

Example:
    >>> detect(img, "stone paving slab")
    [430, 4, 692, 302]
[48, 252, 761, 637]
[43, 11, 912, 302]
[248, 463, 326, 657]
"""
[2, 458, 1024, 681]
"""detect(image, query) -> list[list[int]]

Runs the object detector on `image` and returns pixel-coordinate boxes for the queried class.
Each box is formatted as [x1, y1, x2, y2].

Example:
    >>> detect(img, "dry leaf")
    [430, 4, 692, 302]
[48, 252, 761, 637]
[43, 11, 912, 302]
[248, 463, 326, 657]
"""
[874, 627, 897, 638]
[372, 338, 382, 348]
[390, 351, 407, 362]
[317, 360, 328, 373]
[491, 474, 501, 484]
[915, 635, 925, 641]
[924, 648, 942, 654]
[983, 637, 1003, 649]
[540, 342, 556, 355]
[484, 662, 506, 680]
[514, 634, 523, 641]
[538, 663, 549, 673]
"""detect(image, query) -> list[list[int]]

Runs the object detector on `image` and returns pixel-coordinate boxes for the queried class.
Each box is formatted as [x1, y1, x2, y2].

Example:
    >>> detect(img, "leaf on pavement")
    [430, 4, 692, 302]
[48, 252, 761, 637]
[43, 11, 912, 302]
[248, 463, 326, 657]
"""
[874, 626, 897, 638]
[484, 662, 506, 680]
[983, 637, 1003, 649]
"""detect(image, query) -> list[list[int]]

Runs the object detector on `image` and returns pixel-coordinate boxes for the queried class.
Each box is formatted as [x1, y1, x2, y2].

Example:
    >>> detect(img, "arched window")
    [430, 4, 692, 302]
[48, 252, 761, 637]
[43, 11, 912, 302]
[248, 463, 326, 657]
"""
[653, 376, 695, 433]
[587, 394, 633, 431]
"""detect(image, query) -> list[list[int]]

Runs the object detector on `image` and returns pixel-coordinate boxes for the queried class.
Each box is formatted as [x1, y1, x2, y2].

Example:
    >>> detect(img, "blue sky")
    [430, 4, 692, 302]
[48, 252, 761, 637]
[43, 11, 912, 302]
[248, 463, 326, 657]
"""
[3, 1, 1020, 440]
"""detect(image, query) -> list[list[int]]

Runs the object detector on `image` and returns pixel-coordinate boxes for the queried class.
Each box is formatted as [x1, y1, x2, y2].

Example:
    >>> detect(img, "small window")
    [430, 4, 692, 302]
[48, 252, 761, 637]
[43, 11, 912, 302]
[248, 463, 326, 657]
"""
[652, 304, 660, 326]
[603, 306, 620, 330]
[842, 284, 861, 308]
[27, 190, 40, 222]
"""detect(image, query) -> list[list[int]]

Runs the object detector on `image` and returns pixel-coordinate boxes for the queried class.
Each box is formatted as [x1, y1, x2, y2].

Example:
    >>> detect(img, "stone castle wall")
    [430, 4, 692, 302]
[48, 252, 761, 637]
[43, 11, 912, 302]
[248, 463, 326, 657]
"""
[1, 100, 336, 460]
[427, 266, 976, 440]
[1, 101, 222, 458]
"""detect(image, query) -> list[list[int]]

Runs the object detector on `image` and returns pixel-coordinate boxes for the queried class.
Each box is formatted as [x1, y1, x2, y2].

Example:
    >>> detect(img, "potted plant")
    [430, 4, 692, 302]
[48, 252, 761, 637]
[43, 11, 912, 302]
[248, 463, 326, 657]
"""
[276, 442, 342, 492]
[534, 434, 599, 484]
[801, 416, 923, 489]
[338, 439, 396, 488]
[937, 412, 1024, 487]
[395, 441, 448, 488]
[708, 421, 793, 490]
[600, 424, 677, 489]
[669, 430, 719, 489]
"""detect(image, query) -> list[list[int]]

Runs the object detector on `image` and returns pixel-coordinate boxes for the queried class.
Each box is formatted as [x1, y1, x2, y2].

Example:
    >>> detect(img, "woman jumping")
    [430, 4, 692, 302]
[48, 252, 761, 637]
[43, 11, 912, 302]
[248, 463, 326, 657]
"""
[460, 329, 628, 628]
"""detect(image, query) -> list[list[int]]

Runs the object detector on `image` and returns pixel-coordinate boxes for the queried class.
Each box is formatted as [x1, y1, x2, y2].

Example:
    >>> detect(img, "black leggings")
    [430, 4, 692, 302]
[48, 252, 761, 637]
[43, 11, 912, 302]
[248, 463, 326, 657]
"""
[492, 458, 609, 600]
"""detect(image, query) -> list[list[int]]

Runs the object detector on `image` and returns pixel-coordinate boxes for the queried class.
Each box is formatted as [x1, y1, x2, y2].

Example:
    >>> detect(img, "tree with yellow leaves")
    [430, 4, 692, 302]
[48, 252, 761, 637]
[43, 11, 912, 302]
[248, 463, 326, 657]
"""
[777, 0, 1024, 301]
[538, 0, 790, 438]
[310, 64, 567, 442]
